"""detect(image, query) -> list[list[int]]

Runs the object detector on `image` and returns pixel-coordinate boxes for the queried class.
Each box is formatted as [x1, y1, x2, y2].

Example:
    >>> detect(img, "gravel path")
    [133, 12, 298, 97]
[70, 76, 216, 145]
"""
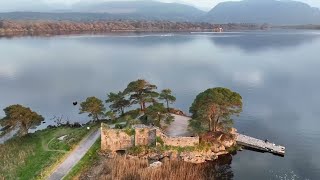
[47, 129, 101, 180]
[165, 114, 192, 137]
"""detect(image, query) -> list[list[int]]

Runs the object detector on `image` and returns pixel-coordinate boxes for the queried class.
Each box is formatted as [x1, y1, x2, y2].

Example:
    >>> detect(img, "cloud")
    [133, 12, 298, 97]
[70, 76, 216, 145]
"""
[233, 70, 264, 86]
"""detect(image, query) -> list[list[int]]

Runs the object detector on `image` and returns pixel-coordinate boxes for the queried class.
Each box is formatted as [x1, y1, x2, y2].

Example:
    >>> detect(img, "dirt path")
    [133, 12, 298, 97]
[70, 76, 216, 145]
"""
[165, 114, 192, 137]
[44, 137, 68, 153]
[47, 129, 101, 180]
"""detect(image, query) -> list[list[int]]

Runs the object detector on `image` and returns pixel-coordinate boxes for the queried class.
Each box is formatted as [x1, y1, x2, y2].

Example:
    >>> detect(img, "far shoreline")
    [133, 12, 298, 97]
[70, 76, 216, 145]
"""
[0, 20, 269, 38]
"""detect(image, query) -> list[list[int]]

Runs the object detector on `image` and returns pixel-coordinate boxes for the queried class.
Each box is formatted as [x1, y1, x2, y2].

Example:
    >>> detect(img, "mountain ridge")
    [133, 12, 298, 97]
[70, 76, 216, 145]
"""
[207, 0, 320, 24]
[1, 0, 320, 25]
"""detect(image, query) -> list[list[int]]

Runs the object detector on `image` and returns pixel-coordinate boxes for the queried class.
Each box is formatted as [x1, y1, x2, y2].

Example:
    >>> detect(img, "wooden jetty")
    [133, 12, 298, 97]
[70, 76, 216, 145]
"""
[236, 133, 285, 156]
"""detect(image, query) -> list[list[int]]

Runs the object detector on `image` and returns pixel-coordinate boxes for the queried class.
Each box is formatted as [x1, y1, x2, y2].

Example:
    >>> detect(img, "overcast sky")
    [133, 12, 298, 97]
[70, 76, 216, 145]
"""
[0, 0, 320, 11]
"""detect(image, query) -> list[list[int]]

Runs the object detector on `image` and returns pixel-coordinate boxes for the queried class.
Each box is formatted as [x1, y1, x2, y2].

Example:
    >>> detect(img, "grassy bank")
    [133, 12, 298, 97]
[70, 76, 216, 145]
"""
[75, 155, 231, 180]
[0, 124, 98, 180]
[63, 137, 101, 180]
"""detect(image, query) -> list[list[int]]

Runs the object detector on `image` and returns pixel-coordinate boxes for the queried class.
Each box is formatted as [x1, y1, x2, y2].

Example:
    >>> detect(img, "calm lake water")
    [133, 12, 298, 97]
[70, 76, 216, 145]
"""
[1, 31, 320, 179]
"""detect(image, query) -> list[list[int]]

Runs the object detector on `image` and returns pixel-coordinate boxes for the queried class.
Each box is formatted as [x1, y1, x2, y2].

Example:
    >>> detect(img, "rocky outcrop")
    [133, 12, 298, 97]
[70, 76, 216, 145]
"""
[102, 124, 237, 164]
[125, 149, 226, 164]
[180, 151, 218, 164]
[169, 108, 188, 116]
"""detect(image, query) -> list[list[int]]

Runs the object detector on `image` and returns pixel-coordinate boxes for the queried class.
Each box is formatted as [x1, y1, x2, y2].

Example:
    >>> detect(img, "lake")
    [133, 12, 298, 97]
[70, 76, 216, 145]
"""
[0, 31, 320, 179]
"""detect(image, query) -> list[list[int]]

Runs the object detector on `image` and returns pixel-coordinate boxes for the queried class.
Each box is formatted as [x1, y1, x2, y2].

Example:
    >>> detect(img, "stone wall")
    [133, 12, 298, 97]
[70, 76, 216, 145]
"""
[101, 124, 199, 152]
[135, 127, 156, 146]
[101, 126, 134, 151]
[155, 129, 199, 147]
[163, 137, 199, 147]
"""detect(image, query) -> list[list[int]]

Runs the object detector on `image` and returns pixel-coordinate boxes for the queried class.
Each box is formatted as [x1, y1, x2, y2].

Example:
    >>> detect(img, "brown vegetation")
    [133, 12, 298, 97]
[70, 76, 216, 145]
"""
[77, 155, 233, 180]
[0, 20, 263, 37]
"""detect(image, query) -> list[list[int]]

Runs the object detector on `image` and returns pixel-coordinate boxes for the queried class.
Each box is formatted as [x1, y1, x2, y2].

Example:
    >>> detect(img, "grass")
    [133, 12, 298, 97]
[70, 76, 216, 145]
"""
[77, 156, 223, 179]
[63, 137, 101, 180]
[0, 124, 98, 180]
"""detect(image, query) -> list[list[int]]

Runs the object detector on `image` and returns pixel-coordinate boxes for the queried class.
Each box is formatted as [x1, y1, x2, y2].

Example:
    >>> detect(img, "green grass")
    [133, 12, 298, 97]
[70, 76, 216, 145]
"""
[0, 124, 98, 180]
[63, 137, 101, 180]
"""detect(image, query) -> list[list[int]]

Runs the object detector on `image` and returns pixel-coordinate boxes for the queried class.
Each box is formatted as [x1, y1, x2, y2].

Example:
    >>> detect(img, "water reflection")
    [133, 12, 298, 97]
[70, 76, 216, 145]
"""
[203, 155, 234, 180]
[209, 31, 320, 52]
[0, 32, 320, 179]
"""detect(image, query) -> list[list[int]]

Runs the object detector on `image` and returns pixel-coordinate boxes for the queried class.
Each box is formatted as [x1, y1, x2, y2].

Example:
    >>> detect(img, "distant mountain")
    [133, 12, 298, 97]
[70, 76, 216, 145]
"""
[0, 1, 205, 21]
[68, 1, 205, 21]
[1, 0, 320, 25]
[207, 0, 320, 25]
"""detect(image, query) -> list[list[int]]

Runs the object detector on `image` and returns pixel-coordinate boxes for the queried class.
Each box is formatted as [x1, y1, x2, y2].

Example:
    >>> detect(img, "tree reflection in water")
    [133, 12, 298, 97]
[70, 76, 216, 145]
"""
[202, 155, 234, 180]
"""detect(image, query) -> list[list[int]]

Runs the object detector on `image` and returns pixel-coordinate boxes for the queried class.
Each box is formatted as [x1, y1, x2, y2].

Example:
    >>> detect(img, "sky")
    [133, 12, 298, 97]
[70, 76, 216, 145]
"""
[0, 0, 320, 11]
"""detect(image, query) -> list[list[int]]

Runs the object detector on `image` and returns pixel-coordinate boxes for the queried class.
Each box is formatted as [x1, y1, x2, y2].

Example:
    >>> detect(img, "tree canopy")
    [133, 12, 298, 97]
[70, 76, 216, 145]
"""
[189, 87, 242, 132]
[79, 96, 106, 121]
[0, 104, 44, 136]
[124, 79, 159, 111]
[106, 91, 130, 115]
[159, 89, 176, 110]
[143, 103, 174, 128]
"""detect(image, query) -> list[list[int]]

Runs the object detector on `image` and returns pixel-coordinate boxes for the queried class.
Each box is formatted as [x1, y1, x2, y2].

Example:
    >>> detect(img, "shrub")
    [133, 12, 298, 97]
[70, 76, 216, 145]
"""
[122, 109, 141, 119]
[127, 146, 145, 155]
[115, 123, 125, 129]
[226, 145, 241, 154]
[124, 128, 135, 136]
[156, 136, 164, 146]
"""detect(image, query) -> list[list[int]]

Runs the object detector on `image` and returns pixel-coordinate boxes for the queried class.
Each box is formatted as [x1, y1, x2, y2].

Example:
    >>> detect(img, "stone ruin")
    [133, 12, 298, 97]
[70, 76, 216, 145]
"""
[101, 124, 199, 152]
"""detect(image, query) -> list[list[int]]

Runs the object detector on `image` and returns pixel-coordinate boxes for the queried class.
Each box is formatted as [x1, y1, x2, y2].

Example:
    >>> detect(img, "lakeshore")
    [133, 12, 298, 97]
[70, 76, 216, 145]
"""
[1, 32, 319, 179]
[0, 20, 266, 38]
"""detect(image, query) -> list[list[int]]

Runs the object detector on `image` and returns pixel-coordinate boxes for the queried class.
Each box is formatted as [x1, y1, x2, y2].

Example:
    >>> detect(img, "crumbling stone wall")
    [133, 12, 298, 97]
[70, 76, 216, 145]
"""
[155, 129, 199, 147]
[101, 126, 134, 151]
[163, 137, 199, 147]
[101, 124, 199, 152]
[135, 128, 156, 146]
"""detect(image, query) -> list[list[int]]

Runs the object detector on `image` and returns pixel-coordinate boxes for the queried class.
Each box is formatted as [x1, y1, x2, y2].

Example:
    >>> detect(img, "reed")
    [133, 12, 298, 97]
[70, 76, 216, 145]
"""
[79, 156, 226, 180]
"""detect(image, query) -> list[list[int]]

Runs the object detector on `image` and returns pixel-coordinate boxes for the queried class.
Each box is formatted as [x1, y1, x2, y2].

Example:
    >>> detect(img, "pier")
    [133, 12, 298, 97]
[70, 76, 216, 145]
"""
[236, 133, 285, 156]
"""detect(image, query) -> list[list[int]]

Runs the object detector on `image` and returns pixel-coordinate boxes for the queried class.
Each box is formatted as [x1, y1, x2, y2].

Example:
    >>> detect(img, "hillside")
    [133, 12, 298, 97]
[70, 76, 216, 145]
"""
[206, 0, 320, 25]
[1, 0, 320, 25]
[0, 1, 205, 22]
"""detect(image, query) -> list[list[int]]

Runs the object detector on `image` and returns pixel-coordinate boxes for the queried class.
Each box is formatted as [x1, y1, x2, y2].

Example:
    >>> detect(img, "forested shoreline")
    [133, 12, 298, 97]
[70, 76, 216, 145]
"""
[0, 20, 264, 37]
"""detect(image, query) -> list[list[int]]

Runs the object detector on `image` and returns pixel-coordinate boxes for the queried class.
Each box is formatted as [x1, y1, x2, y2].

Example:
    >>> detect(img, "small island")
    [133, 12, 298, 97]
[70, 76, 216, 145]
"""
[99, 81, 243, 164]
[0, 79, 285, 179]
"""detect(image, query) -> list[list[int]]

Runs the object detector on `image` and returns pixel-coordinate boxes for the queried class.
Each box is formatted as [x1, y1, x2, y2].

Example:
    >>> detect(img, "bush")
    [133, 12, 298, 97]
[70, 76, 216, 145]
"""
[115, 123, 125, 129]
[156, 136, 164, 146]
[226, 145, 241, 154]
[127, 146, 145, 155]
[124, 128, 135, 136]
[122, 109, 141, 119]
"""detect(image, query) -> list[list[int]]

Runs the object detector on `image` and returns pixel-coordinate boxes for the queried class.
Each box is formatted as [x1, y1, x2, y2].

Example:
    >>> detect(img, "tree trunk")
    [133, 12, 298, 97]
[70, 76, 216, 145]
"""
[140, 102, 143, 111]
[214, 116, 220, 132]
[94, 114, 100, 122]
[158, 115, 161, 127]
[19, 123, 28, 137]
[142, 102, 146, 110]
[209, 117, 212, 132]
[166, 100, 170, 112]
[121, 108, 124, 115]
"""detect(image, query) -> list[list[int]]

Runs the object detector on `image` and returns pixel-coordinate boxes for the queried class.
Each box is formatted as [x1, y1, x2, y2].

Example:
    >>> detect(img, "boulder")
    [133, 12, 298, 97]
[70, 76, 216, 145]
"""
[149, 161, 163, 168]
[179, 151, 218, 164]
[148, 153, 163, 161]
[221, 139, 235, 148]
[211, 143, 226, 153]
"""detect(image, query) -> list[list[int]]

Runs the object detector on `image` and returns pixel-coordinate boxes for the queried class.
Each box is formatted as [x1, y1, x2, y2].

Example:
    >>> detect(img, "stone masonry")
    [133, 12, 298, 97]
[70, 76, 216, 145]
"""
[101, 127, 134, 151]
[101, 124, 199, 152]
